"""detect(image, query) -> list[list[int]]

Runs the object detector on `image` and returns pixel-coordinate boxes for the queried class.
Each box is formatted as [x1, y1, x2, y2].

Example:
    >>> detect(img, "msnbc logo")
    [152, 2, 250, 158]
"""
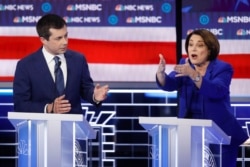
[218, 16, 250, 23]
[126, 16, 161, 23]
[66, 4, 102, 11]
[13, 16, 40, 23]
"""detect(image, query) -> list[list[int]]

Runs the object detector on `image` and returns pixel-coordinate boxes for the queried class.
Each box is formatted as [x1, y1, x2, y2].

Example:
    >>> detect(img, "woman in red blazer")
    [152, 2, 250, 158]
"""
[156, 29, 248, 167]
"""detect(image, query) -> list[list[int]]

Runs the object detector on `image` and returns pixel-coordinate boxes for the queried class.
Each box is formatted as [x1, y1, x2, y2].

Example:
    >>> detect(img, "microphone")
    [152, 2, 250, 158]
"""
[54, 56, 62, 74]
[58, 59, 61, 67]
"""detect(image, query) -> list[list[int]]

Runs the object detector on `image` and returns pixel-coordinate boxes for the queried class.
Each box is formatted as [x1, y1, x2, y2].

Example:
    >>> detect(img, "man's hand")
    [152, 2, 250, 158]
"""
[52, 95, 71, 113]
[93, 84, 109, 103]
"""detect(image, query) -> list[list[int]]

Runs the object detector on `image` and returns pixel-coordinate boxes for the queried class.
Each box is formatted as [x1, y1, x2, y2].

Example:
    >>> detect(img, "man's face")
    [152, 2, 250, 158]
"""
[41, 25, 68, 55]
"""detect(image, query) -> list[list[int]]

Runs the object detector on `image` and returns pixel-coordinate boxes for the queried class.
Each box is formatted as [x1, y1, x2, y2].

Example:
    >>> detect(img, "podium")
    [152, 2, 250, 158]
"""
[8, 112, 96, 167]
[139, 117, 231, 167]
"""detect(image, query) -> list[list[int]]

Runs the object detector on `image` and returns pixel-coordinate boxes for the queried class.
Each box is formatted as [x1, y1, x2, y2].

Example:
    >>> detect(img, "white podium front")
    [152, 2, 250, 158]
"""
[8, 112, 96, 167]
[139, 117, 231, 167]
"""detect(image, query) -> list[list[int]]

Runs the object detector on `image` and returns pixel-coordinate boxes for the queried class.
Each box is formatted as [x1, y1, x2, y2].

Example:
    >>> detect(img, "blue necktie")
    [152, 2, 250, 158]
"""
[54, 56, 64, 95]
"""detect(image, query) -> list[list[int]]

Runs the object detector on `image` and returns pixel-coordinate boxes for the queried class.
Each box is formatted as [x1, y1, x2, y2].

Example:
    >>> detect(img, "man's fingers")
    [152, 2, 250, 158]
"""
[95, 83, 101, 89]
[58, 94, 65, 100]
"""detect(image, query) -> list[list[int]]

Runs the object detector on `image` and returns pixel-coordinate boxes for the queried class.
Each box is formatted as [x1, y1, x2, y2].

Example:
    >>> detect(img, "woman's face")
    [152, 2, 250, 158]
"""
[187, 34, 210, 66]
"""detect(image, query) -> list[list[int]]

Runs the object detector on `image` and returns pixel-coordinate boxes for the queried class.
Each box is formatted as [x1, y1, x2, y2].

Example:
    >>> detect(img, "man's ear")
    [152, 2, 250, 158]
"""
[39, 37, 46, 44]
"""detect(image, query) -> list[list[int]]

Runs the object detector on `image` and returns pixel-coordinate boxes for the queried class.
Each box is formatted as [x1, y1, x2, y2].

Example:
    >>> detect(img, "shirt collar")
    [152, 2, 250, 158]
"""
[42, 47, 65, 63]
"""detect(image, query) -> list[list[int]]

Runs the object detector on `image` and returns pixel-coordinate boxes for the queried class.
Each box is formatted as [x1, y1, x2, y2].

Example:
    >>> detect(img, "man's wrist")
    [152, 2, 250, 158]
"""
[46, 102, 54, 113]
[93, 95, 100, 104]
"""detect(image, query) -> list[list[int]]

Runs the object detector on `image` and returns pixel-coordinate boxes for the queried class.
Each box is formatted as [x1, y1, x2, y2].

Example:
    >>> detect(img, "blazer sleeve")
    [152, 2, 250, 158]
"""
[199, 61, 233, 99]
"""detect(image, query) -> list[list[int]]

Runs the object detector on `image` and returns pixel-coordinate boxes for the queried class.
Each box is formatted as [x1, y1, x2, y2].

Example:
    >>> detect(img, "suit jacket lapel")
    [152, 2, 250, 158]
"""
[64, 52, 72, 93]
[203, 60, 216, 80]
[34, 49, 56, 92]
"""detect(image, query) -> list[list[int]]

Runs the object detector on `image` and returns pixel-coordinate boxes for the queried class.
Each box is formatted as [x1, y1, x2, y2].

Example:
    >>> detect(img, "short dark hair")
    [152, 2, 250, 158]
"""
[185, 29, 220, 61]
[36, 13, 67, 40]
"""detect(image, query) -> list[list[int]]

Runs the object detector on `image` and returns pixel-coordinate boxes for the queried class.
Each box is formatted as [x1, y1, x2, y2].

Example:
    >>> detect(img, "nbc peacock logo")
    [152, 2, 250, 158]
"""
[204, 145, 217, 167]
[66, 4, 75, 11]
[218, 17, 227, 23]
[236, 29, 247, 36]
[13, 17, 22, 23]
[115, 4, 124, 11]
[126, 17, 134, 23]
[187, 29, 194, 35]
[63, 16, 71, 23]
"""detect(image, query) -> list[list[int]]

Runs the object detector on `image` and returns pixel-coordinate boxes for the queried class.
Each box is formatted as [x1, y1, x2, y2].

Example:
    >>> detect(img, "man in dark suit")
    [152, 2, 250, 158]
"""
[13, 13, 109, 114]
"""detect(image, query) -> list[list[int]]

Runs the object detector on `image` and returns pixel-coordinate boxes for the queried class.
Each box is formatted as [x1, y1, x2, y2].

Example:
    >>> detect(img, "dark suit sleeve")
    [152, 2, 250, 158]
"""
[13, 59, 48, 113]
[78, 54, 101, 107]
[54, 51, 102, 113]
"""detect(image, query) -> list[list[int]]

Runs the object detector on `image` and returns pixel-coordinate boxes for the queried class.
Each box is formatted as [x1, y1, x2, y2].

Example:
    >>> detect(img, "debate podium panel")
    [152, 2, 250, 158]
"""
[139, 117, 231, 167]
[8, 112, 96, 167]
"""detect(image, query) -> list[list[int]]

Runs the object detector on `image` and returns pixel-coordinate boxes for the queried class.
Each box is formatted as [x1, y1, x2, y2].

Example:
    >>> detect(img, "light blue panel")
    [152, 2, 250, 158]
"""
[17, 121, 37, 167]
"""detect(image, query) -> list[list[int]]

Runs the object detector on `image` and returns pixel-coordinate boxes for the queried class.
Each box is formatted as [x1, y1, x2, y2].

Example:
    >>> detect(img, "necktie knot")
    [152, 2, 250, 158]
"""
[54, 56, 60, 63]
[54, 56, 61, 71]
